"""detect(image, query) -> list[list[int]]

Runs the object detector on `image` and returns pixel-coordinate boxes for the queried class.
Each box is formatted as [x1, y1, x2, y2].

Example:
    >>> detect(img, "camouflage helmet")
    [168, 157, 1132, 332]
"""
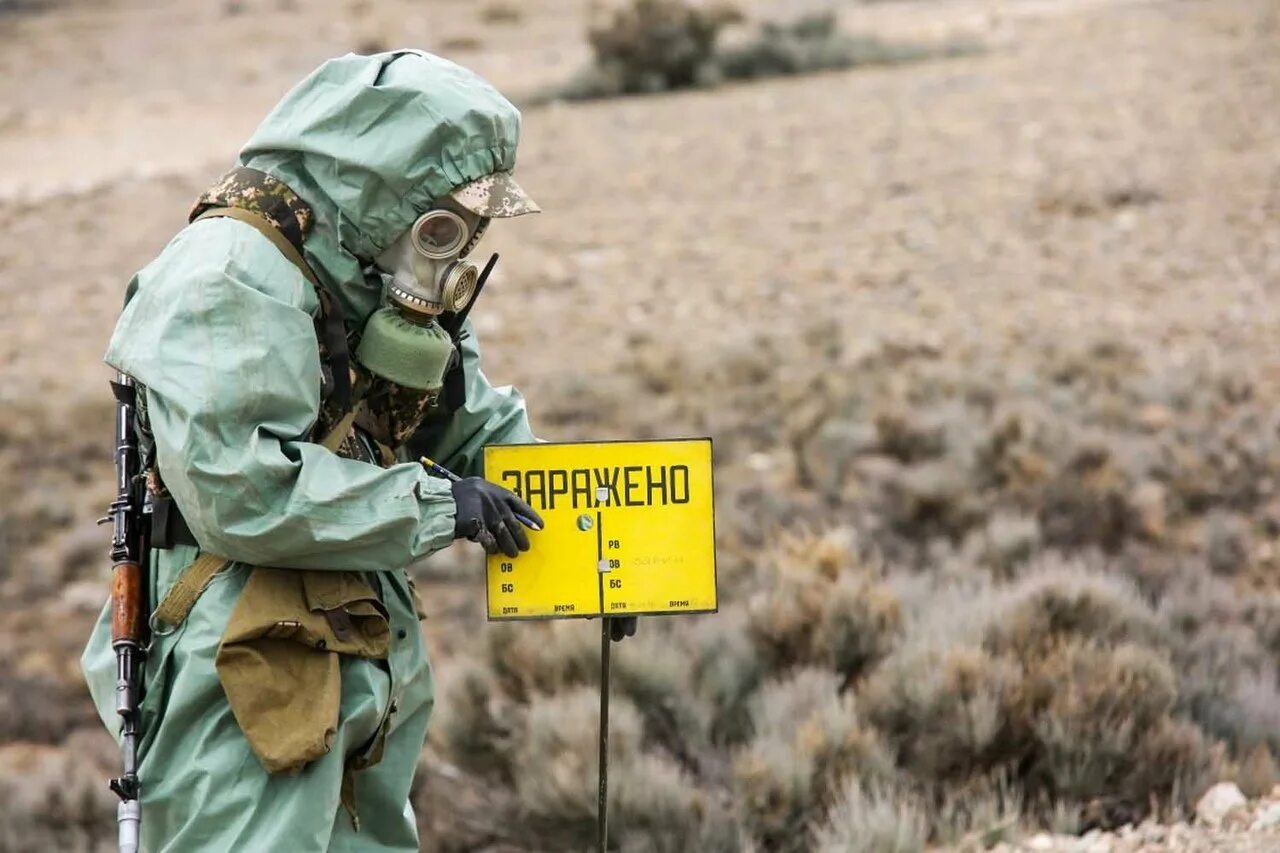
[448, 171, 540, 218]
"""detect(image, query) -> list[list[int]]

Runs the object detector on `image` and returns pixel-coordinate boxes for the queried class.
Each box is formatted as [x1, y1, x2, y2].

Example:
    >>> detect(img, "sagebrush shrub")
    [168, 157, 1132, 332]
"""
[884, 459, 987, 540]
[928, 770, 1023, 847]
[511, 688, 641, 829]
[608, 751, 717, 852]
[975, 511, 1042, 578]
[745, 529, 902, 686]
[0, 731, 116, 853]
[1037, 439, 1137, 551]
[551, 2, 957, 101]
[1128, 718, 1218, 813]
[1205, 510, 1252, 575]
[818, 574, 902, 689]
[582, 0, 741, 95]
[811, 779, 928, 853]
[690, 611, 764, 745]
[982, 563, 1166, 659]
[860, 644, 1017, 782]
[1243, 591, 1280, 657]
[1223, 669, 1280, 756]
[428, 657, 512, 778]
[0, 672, 98, 744]
[734, 669, 893, 849]
[610, 625, 710, 759]
[1158, 569, 1280, 752]
[1017, 641, 1180, 801]
[1236, 742, 1280, 798]
[483, 619, 596, 701]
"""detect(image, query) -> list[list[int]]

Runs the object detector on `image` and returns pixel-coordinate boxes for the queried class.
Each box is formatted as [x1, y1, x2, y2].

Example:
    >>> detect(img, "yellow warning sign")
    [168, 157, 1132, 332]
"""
[482, 438, 717, 620]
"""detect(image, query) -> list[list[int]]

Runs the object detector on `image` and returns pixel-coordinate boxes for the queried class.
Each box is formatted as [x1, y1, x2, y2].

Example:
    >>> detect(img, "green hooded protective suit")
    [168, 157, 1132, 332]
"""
[82, 51, 536, 851]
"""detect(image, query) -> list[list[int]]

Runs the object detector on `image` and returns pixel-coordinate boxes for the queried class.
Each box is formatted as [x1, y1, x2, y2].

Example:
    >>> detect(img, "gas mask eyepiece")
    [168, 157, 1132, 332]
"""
[410, 208, 469, 257]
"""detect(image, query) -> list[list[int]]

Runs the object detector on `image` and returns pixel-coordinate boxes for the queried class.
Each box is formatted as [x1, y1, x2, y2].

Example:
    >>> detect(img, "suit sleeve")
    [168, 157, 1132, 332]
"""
[104, 218, 456, 571]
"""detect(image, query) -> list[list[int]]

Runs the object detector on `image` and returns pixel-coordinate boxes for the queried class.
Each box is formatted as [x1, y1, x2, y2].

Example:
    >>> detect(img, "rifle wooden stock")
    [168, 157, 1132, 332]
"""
[111, 560, 145, 644]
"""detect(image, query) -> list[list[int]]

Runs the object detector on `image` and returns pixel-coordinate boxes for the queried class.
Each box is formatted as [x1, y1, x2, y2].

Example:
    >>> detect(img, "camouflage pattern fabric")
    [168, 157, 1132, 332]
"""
[359, 378, 442, 452]
[311, 364, 374, 463]
[190, 167, 315, 249]
[311, 363, 440, 468]
[448, 171, 540, 218]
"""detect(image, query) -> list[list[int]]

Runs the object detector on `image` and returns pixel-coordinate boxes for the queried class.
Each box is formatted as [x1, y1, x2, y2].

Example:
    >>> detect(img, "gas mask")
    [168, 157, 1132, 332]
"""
[379, 207, 490, 318]
[355, 206, 492, 393]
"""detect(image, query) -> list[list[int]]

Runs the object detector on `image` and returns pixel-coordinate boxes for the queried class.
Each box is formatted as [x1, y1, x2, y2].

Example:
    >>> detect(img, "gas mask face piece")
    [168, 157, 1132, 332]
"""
[355, 206, 491, 393]
[375, 208, 489, 321]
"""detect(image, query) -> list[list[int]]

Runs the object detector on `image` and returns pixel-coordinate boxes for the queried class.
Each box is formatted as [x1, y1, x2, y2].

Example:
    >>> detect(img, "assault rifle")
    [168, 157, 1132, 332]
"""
[102, 372, 150, 853]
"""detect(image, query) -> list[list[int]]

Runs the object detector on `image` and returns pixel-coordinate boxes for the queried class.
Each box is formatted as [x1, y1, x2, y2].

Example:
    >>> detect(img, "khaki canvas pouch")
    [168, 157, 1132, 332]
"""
[214, 567, 390, 774]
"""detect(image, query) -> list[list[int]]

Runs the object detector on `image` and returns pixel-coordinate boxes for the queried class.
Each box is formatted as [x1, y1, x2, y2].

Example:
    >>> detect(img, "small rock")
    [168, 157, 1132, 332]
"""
[1131, 479, 1167, 539]
[1252, 801, 1280, 831]
[1137, 821, 1165, 843]
[1196, 782, 1247, 827]
[1075, 824, 1105, 845]
[1026, 832, 1055, 851]
[1137, 403, 1173, 432]
[1221, 803, 1251, 831]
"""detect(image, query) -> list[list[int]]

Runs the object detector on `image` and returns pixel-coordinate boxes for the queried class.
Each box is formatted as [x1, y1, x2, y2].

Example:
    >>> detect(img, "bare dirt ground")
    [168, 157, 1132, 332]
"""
[1, 0, 1278, 849]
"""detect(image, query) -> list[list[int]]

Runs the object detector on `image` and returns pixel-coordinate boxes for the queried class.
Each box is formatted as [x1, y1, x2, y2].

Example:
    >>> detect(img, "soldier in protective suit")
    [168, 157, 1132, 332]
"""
[82, 51, 544, 851]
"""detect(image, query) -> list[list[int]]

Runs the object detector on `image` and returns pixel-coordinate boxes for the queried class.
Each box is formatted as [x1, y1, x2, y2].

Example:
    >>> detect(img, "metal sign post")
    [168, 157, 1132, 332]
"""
[595, 483, 613, 853]
[597, 616, 612, 853]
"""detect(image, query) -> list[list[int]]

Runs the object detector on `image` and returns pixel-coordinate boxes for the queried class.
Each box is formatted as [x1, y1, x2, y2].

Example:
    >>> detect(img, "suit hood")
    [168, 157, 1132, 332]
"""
[238, 50, 523, 324]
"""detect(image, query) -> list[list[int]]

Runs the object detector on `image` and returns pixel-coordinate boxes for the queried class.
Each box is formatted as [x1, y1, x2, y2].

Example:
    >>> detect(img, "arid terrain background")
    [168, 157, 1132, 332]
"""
[1, 0, 1279, 850]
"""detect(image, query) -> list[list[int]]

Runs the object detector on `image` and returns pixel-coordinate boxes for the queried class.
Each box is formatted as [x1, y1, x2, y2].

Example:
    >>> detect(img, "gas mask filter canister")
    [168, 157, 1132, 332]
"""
[356, 208, 488, 391]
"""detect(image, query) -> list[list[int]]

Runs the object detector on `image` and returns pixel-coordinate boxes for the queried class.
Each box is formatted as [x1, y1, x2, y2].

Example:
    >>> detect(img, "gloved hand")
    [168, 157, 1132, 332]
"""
[609, 617, 638, 642]
[450, 478, 543, 558]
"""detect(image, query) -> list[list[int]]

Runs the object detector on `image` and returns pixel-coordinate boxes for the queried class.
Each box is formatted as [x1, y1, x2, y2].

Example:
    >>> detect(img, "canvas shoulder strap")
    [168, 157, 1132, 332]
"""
[193, 206, 319, 288]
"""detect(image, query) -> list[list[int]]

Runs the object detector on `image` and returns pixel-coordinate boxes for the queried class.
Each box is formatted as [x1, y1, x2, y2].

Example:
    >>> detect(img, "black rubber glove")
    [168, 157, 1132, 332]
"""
[609, 616, 638, 642]
[450, 478, 543, 558]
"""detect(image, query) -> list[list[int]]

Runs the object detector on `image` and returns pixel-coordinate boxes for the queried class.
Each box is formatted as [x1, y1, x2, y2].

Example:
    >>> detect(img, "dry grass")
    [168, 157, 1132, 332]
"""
[811, 780, 928, 853]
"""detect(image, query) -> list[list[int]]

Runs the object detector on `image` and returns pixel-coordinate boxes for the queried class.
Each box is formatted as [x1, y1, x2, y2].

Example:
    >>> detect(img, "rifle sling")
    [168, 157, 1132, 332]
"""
[152, 552, 229, 631]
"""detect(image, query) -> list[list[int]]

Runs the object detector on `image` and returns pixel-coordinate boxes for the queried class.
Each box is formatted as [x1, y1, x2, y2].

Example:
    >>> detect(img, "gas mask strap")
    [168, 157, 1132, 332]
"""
[440, 252, 498, 339]
[434, 253, 498, 415]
